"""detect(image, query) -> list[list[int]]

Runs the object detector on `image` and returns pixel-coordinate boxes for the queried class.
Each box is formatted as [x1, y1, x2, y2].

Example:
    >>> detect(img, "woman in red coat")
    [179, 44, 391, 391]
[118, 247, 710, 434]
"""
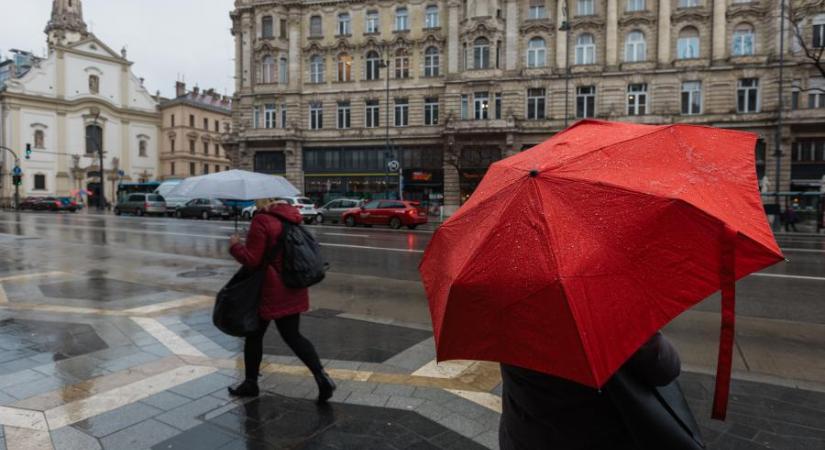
[227, 199, 335, 403]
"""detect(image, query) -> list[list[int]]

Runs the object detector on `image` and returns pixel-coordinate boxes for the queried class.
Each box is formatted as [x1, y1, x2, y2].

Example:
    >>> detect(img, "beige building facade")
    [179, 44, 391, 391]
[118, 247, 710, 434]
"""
[226, 0, 825, 215]
[159, 82, 233, 180]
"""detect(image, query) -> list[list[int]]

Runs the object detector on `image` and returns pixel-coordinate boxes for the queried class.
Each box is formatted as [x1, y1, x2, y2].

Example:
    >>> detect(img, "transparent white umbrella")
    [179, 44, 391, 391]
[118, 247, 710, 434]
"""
[165, 170, 300, 229]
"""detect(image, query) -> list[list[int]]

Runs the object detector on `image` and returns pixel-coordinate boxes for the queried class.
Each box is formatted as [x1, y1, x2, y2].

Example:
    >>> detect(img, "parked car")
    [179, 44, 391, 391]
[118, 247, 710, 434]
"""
[114, 193, 167, 216]
[278, 196, 319, 224]
[175, 198, 231, 220]
[57, 197, 79, 212]
[32, 197, 64, 211]
[317, 198, 364, 224]
[342, 200, 428, 230]
[19, 197, 43, 210]
[241, 205, 256, 220]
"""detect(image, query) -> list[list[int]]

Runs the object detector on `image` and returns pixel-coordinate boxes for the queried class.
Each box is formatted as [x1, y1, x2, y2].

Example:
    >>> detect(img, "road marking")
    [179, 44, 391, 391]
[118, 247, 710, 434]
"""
[122, 295, 213, 315]
[782, 247, 825, 253]
[0, 284, 7, 304]
[320, 243, 424, 253]
[413, 360, 475, 378]
[0, 272, 65, 283]
[321, 232, 371, 238]
[4, 426, 54, 450]
[44, 365, 217, 430]
[445, 389, 502, 413]
[131, 317, 206, 357]
[752, 272, 825, 281]
[0, 406, 48, 431]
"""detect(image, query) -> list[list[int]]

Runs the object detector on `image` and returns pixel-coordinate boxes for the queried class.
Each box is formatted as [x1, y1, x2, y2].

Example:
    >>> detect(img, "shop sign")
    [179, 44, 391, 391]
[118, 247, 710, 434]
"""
[412, 171, 432, 181]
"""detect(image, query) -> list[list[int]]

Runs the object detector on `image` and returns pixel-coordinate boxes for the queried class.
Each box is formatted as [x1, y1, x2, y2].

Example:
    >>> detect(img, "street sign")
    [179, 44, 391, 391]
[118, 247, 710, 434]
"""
[12, 166, 22, 176]
[117, 170, 125, 177]
[388, 160, 400, 172]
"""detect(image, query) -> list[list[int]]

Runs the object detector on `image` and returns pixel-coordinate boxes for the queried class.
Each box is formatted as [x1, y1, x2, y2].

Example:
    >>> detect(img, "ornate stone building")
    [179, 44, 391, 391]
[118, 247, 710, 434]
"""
[158, 82, 233, 180]
[226, 0, 825, 215]
[0, 0, 160, 207]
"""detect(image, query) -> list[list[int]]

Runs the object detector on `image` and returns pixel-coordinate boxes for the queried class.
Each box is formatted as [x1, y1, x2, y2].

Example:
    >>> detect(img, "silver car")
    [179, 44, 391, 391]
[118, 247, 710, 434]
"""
[114, 193, 167, 216]
[317, 198, 364, 224]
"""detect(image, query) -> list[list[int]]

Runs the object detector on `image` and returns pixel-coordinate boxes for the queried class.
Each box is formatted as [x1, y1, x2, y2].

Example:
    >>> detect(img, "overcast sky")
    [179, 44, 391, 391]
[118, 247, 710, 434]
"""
[0, 0, 236, 98]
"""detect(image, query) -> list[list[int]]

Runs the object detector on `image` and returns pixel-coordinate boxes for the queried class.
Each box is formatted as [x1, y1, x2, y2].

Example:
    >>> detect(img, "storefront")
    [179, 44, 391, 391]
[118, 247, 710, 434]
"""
[458, 146, 501, 204]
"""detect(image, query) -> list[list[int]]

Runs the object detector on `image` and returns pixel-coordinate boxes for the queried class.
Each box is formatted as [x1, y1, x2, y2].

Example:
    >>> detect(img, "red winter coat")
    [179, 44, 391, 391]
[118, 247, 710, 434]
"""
[229, 203, 309, 320]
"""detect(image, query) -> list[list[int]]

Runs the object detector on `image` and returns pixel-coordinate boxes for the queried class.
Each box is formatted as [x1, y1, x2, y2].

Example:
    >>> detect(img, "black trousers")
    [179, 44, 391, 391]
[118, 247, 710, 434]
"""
[243, 314, 323, 381]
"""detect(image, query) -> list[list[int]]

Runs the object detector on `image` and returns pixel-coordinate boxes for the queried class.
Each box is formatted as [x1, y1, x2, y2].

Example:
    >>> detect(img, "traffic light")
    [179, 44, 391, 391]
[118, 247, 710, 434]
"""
[25, 143, 32, 160]
[12, 175, 22, 186]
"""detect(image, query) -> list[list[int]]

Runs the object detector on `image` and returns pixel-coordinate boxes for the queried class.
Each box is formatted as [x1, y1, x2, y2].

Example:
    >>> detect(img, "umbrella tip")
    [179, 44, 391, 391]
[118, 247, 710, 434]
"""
[529, 169, 540, 178]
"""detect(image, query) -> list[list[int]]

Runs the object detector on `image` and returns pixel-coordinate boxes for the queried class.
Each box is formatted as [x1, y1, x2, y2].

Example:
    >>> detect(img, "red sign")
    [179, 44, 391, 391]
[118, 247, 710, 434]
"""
[412, 171, 432, 181]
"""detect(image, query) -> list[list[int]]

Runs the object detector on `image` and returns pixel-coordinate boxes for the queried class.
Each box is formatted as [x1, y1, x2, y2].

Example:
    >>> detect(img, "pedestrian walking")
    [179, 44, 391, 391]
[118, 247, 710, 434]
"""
[783, 207, 799, 232]
[226, 198, 335, 403]
[499, 332, 700, 449]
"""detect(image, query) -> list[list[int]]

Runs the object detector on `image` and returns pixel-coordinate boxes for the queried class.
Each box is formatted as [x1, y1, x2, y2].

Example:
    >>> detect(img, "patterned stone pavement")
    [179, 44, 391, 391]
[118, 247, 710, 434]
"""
[0, 234, 823, 449]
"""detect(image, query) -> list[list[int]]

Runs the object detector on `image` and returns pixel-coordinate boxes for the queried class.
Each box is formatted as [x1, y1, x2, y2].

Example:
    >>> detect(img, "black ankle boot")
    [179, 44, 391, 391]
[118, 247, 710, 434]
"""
[314, 371, 336, 404]
[228, 379, 260, 397]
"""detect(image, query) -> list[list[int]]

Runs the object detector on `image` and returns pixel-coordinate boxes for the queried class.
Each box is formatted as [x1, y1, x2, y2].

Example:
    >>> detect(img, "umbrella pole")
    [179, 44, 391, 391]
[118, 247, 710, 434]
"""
[234, 208, 239, 233]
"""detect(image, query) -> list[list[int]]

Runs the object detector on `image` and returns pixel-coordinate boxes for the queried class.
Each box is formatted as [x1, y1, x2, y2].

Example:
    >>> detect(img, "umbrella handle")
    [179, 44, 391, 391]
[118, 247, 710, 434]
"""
[712, 225, 737, 421]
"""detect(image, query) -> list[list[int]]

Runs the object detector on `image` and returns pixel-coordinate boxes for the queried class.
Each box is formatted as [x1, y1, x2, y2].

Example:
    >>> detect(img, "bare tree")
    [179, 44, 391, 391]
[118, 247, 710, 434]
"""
[786, 0, 825, 91]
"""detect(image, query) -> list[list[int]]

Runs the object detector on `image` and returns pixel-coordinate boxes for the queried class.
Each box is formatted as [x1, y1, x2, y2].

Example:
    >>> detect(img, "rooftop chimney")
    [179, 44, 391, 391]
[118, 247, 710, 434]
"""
[175, 81, 186, 97]
[193, 86, 200, 96]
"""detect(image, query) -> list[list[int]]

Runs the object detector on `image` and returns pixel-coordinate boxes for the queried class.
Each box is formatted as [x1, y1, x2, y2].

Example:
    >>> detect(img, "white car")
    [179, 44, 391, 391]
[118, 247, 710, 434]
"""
[242, 197, 319, 224]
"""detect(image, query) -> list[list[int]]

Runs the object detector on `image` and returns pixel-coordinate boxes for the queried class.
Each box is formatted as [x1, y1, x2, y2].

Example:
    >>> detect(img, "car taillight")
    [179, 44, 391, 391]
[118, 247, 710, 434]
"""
[406, 209, 416, 216]
[55, 201, 61, 207]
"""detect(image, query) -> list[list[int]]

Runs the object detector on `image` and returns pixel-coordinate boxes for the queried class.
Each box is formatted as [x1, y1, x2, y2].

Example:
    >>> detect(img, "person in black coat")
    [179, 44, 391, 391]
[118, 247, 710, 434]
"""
[499, 332, 683, 450]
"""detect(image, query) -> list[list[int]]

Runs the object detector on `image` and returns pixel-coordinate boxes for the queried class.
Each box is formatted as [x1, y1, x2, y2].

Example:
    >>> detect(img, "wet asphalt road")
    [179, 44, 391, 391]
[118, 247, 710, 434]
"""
[0, 210, 823, 325]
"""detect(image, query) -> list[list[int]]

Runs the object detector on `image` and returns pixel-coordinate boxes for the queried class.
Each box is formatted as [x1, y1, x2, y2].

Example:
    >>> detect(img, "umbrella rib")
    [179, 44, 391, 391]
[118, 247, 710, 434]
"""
[532, 180, 602, 387]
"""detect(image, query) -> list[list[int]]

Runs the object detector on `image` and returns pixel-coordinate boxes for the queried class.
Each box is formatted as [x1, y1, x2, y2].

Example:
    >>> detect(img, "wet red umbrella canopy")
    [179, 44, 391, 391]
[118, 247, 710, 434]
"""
[419, 120, 784, 419]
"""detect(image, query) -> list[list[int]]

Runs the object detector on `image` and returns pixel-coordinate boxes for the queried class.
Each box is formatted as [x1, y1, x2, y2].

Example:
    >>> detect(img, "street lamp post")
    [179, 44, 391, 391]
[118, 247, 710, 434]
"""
[773, 0, 787, 212]
[560, 1, 571, 128]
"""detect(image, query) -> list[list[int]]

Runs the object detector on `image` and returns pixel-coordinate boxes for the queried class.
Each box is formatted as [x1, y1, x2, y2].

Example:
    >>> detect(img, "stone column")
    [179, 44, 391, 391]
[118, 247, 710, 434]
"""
[56, 50, 66, 99]
[120, 120, 131, 178]
[285, 140, 304, 191]
[242, 12, 253, 90]
[233, 16, 243, 93]
[505, 0, 519, 70]
[556, 0, 568, 69]
[288, 12, 301, 90]
[712, 0, 727, 62]
[606, 0, 618, 67]
[447, 0, 461, 74]
[442, 139, 460, 216]
[55, 112, 70, 195]
[120, 65, 129, 108]
[657, 0, 671, 64]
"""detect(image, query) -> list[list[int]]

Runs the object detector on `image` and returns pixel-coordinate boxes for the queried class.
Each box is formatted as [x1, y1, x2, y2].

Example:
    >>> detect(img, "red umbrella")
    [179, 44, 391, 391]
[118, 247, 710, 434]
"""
[419, 120, 783, 420]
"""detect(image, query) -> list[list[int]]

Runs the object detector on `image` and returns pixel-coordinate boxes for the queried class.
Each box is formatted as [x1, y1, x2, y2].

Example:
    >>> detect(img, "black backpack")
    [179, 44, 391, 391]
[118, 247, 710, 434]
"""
[278, 221, 327, 288]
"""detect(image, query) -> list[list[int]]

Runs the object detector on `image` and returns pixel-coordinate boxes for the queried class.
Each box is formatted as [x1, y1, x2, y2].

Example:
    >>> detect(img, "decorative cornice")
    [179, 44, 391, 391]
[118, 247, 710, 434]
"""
[726, 4, 769, 21]
[619, 11, 657, 28]
[520, 20, 555, 34]
[671, 8, 711, 24]
[570, 15, 605, 28]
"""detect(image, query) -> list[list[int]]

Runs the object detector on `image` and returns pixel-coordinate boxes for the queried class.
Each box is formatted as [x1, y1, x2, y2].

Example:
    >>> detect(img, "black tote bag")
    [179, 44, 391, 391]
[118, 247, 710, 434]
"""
[213, 246, 277, 337]
[606, 370, 705, 450]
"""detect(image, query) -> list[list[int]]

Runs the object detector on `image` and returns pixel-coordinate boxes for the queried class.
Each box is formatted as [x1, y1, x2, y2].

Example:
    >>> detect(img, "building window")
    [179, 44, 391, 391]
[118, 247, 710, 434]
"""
[189, 140, 195, 154]
[791, 80, 801, 110]
[814, 14, 825, 48]
[337, 101, 351, 129]
[365, 51, 381, 80]
[365, 100, 380, 128]
[189, 115, 195, 127]
[337, 53, 353, 82]
[253, 107, 260, 128]
[310, 16, 322, 37]
[625, 31, 646, 62]
[576, 86, 596, 118]
[262, 56, 275, 83]
[264, 104, 277, 128]
[89, 75, 99, 94]
[310, 102, 323, 129]
[527, 37, 547, 68]
[262, 16, 273, 38]
[737, 78, 760, 113]
[528, 0, 547, 19]
[366, 10, 379, 33]
[280, 104, 288, 128]
[279, 58, 288, 84]
[808, 79, 825, 108]
[395, 49, 410, 79]
[170, 138, 175, 153]
[33, 130, 45, 149]
[679, 0, 699, 7]
[424, 47, 440, 77]
[495, 93, 502, 119]
[681, 81, 702, 115]
[394, 98, 409, 126]
[473, 37, 490, 69]
[85, 124, 102, 154]
[627, 0, 645, 12]
[425, 5, 439, 28]
[577, 0, 594, 16]
[792, 140, 825, 162]
[34, 174, 46, 191]
[203, 142, 209, 155]
[527, 88, 546, 119]
[424, 97, 439, 125]
[216, 165, 221, 173]
[473, 92, 490, 120]
[460, 95, 469, 120]
[214, 120, 219, 132]
[190, 162, 196, 175]
[139, 140, 148, 157]
[171, 114, 175, 127]
[677, 27, 700, 59]
[338, 13, 351, 35]
[732, 24, 755, 56]
[204, 164, 210, 174]
[626, 83, 648, 115]
[171, 162, 175, 176]
[204, 118, 209, 130]
[215, 144, 220, 156]
[575, 34, 596, 65]
[310, 55, 325, 83]
[395, 8, 409, 31]
[280, 19, 287, 39]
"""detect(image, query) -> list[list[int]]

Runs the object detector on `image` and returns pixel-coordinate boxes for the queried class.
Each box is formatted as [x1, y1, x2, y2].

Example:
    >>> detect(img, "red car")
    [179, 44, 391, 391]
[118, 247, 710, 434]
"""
[342, 200, 428, 230]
